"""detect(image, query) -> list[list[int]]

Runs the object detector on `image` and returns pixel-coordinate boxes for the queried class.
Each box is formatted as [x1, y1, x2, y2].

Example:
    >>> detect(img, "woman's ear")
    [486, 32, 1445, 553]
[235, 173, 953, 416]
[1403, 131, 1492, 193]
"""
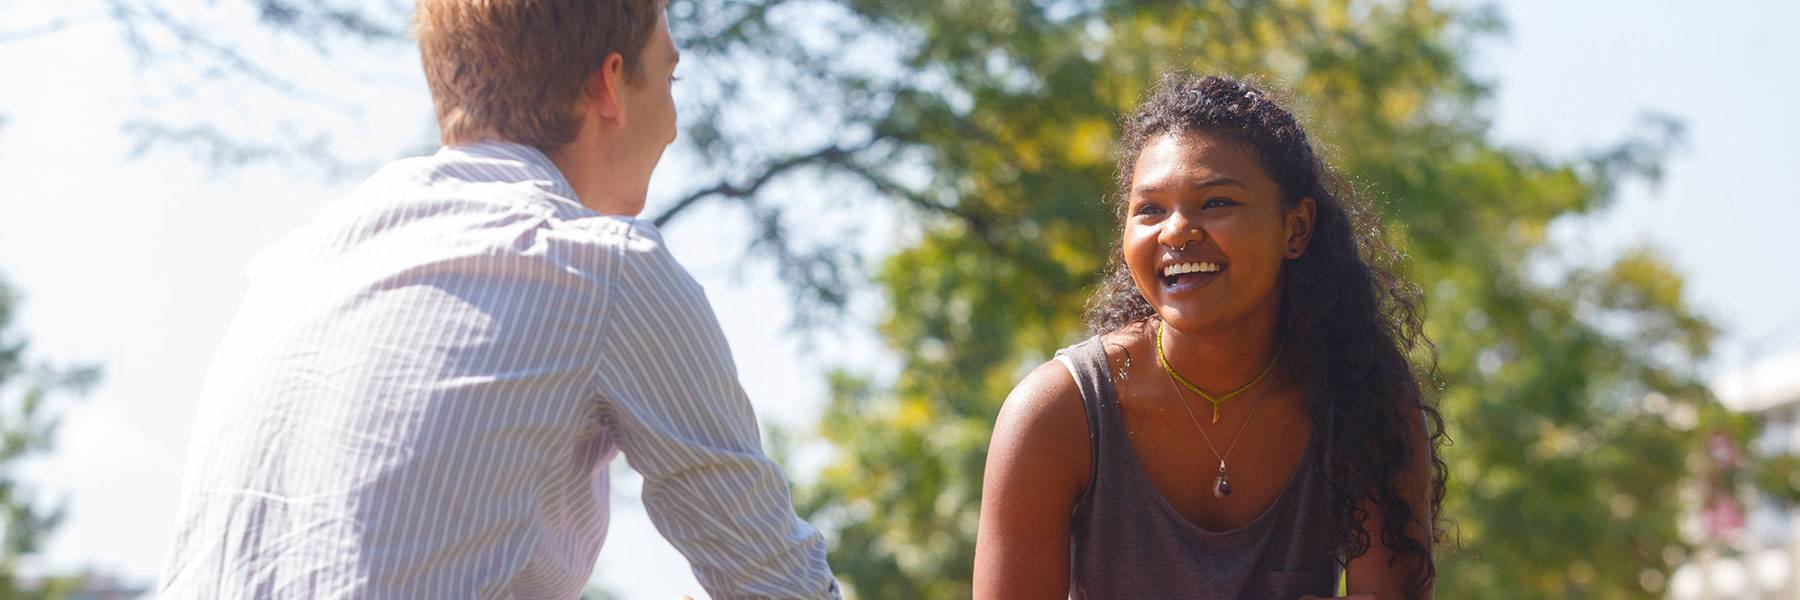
[1284, 197, 1316, 259]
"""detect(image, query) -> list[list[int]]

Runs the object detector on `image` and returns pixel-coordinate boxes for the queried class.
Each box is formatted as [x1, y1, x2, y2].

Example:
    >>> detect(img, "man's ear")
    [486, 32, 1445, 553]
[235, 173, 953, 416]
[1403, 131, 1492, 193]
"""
[587, 52, 628, 128]
[1284, 196, 1317, 259]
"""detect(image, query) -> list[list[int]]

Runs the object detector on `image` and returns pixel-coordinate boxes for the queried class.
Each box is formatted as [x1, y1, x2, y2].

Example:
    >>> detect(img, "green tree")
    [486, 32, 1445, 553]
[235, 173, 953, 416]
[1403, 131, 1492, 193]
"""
[0, 276, 101, 599]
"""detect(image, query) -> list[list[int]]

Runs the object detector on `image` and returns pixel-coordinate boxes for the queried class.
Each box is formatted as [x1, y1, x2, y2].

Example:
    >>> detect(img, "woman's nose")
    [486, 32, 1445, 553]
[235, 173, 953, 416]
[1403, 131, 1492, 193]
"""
[1160, 211, 1204, 249]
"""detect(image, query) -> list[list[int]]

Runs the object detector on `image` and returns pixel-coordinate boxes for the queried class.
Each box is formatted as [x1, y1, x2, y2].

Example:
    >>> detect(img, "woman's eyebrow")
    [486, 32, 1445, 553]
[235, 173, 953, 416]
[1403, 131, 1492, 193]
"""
[1133, 175, 1246, 196]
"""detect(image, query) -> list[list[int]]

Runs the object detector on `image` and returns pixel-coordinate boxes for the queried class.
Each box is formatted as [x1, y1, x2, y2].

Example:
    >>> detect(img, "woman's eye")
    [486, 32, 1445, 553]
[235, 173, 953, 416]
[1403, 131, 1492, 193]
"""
[1202, 198, 1236, 209]
[1134, 203, 1166, 216]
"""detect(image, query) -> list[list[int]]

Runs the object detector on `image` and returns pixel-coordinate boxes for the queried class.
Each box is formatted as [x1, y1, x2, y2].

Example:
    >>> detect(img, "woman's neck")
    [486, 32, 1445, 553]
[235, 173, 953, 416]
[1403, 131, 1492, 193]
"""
[1156, 307, 1282, 393]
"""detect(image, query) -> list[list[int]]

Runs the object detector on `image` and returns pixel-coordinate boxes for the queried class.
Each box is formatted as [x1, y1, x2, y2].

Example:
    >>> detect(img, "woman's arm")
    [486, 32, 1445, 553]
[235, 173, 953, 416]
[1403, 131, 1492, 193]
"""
[973, 360, 1093, 600]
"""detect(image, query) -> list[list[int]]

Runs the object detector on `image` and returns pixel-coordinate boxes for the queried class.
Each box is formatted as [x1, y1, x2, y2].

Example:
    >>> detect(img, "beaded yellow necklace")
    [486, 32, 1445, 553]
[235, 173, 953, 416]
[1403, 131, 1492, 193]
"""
[1154, 322, 1281, 423]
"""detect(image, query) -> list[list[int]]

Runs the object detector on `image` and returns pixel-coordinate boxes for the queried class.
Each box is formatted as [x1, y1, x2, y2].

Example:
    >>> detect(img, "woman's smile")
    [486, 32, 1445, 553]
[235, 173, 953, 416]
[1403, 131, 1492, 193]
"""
[1158, 258, 1226, 294]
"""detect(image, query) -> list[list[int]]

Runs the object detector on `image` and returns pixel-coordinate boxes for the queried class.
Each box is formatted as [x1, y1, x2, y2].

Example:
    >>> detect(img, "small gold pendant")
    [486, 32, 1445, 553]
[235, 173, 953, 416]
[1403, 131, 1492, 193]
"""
[1211, 404, 1221, 423]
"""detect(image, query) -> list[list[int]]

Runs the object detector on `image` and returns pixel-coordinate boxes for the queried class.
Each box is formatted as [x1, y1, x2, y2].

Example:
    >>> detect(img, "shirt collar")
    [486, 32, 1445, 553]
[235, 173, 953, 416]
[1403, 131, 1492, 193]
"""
[437, 140, 585, 210]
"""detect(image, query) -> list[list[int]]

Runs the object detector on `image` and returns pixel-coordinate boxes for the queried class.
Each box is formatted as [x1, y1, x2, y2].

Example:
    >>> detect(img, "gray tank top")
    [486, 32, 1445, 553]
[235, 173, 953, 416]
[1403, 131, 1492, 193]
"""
[1060, 336, 1340, 599]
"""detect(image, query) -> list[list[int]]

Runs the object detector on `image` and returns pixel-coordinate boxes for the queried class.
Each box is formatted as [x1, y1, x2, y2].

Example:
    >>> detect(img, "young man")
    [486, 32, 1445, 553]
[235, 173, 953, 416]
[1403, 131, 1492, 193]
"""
[157, 1, 840, 597]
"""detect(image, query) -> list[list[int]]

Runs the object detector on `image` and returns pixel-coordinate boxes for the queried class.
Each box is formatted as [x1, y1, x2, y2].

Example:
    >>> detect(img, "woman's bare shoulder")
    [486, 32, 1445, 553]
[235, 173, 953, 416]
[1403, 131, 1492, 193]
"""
[991, 352, 1095, 492]
[1001, 358, 1086, 437]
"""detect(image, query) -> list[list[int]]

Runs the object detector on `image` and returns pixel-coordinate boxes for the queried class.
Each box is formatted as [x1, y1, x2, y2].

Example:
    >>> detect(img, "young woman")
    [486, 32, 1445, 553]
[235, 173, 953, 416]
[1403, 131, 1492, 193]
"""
[974, 74, 1445, 599]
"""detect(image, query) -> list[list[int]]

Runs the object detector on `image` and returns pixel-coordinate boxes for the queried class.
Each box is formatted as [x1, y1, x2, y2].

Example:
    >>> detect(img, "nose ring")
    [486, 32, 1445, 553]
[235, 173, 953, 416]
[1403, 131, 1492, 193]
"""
[1164, 227, 1200, 251]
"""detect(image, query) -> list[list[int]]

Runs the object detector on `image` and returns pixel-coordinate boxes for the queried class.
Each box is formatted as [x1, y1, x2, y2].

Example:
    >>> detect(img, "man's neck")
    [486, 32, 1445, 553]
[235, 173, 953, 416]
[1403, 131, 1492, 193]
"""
[545, 141, 644, 216]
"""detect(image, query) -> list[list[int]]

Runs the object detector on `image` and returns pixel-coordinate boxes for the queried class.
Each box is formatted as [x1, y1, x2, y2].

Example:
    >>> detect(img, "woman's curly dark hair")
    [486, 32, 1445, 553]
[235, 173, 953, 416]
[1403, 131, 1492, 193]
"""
[1084, 73, 1447, 597]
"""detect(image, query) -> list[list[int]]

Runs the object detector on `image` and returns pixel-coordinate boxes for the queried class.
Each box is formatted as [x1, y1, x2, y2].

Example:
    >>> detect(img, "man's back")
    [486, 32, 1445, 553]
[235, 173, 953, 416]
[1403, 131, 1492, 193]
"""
[159, 143, 837, 599]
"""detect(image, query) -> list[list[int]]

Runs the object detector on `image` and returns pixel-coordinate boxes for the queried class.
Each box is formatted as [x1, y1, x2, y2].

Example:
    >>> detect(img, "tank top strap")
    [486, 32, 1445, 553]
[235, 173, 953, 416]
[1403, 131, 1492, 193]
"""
[1055, 336, 1125, 496]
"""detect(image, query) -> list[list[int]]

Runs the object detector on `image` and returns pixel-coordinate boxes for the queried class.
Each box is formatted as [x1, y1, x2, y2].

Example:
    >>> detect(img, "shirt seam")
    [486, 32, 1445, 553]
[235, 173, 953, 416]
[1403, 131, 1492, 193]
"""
[584, 223, 627, 407]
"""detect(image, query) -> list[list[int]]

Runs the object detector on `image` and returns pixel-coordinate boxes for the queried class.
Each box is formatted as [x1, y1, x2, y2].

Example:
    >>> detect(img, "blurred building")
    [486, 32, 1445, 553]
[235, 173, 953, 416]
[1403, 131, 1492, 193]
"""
[1670, 352, 1800, 599]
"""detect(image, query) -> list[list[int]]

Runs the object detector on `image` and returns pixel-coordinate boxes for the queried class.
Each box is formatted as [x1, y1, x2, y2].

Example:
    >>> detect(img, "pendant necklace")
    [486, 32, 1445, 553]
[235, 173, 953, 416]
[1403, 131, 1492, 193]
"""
[1155, 322, 1280, 498]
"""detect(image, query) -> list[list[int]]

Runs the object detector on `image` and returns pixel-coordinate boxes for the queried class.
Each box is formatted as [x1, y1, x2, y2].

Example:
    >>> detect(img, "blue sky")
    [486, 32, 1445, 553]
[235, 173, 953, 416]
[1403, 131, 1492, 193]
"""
[1484, 0, 1800, 367]
[0, 1, 1794, 597]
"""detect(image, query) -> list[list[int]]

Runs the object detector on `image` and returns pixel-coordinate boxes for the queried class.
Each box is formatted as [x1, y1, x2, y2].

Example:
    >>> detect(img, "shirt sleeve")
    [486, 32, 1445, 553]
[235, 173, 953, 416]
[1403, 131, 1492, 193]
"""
[590, 221, 841, 600]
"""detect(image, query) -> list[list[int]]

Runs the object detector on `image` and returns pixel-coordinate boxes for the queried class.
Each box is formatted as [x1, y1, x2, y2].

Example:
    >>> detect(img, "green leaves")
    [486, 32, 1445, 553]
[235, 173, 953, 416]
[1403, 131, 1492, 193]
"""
[0, 275, 101, 598]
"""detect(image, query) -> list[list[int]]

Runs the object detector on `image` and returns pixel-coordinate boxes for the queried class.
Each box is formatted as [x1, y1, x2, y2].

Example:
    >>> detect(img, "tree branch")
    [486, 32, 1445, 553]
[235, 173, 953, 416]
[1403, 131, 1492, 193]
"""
[833, 159, 1004, 253]
[253, 0, 406, 45]
[0, 18, 71, 45]
[103, 0, 352, 109]
[650, 136, 885, 227]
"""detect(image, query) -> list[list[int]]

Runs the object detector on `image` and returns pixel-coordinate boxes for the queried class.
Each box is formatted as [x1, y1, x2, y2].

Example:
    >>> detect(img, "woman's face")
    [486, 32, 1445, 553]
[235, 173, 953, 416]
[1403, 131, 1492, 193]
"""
[1123, 131, 1314, 334]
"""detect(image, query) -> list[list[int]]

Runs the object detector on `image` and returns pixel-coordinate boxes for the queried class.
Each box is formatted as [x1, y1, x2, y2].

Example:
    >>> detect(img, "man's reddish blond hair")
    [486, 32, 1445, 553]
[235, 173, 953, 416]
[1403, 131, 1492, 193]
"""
[415, 0, 662, 150]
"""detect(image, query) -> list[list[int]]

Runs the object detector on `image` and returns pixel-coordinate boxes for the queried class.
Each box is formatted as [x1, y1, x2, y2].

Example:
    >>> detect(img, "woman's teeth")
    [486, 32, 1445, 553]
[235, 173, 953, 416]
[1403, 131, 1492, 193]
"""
[1162, 262, 1222, 277]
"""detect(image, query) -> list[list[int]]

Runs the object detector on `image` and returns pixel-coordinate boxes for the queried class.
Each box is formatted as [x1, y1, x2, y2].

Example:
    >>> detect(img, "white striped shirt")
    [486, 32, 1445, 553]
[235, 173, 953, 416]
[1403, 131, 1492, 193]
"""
[158, 142, 841, 599]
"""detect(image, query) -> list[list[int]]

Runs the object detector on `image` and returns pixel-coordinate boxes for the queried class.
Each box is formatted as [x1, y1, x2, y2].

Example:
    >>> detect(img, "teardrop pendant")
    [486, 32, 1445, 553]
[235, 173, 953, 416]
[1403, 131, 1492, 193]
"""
[1213, 462, 1232, 497]
[1210, 404, 1221, 424]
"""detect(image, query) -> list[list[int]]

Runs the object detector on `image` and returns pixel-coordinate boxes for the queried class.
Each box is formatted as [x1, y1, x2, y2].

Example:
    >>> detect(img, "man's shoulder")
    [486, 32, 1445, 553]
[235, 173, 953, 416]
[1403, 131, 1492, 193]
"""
[606, 220, 705, 295]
